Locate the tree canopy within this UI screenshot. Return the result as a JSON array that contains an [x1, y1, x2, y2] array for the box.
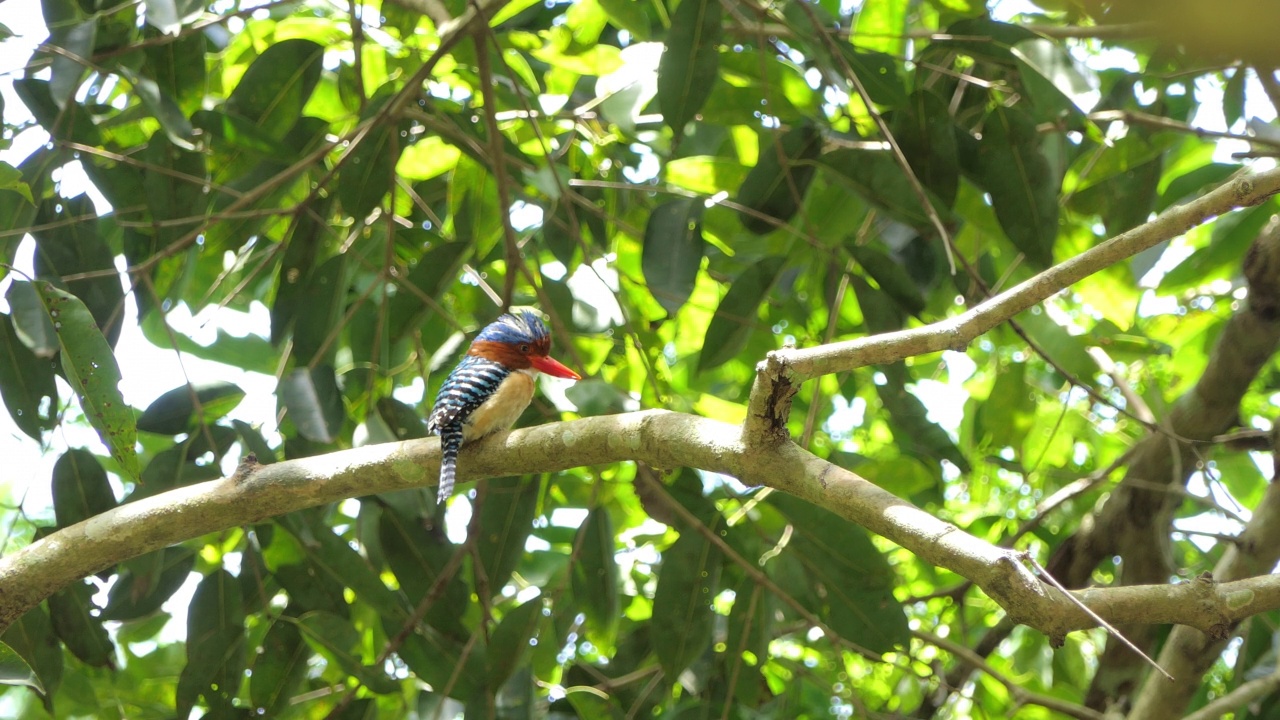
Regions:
[[2, 0, 1280, 718]]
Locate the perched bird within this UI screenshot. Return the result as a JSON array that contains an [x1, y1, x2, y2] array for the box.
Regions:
[[427, 311, 580, 503]]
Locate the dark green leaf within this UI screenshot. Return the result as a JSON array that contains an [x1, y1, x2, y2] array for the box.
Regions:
[[48, 579, 114, 666], [175, 569, 247, 717], [0, 312, 57, 440], [225, 38, 323, 140], [47, 19, 95, 107], [598, 0, 651, 38], [735, 124, 823, 234], [379, 508, 469, 634], [339, 84, 410, 220], [651, 531, 721, 676], [51, 449, 116, 528], [821, 149, 952, 232], [376, 397, 428, 440], [1013, 306, 1096, 381], [280, 512, 409, 622], [642, 199, 705, 315], [1161, 201, 1279, 292], [1, 604, 63, 705], [892, 90, 960, 206], [292, 254, 349, 365], [136, 381, 246, 434], [771, 494, 908, 654], [32, 195, 125, 346], [974, 361, 1036, 453], [279, 365, 345, 444], [297, 611, 400, 694], [840, 48, 907, 107], [5, 281, 58, 358], [570, 507, 619, 645], [0, 640, 42, 692], [974, 105, 1059, 268], [34, 283, 139, 479], [699, 257, 784, 372], [486, 597, 542, 687], [475, 476, 542, 595], [1158, 163, 1238, 212], [100, 547, 196, 621], [232, 419, 277, 463], [142, 130, 206, 253], [657, 0, 721, 141], [271, 202, 328, 345], [388, 239, 469, 341], [250, 614, 312, 716], [848, 243, 926, 316]]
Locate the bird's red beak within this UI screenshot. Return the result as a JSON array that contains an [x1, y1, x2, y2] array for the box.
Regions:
[[530, 355, 581, 380]]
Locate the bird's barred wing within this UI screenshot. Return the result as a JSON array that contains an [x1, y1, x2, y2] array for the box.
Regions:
[[427, 356, 510, 433]]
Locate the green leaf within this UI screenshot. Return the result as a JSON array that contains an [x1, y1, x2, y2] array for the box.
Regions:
[[1161, 201, 1277, 292], [0, 160, 33, 204], [0, 640, 42, 692], [1, 604, 63, 705], [974, 105, 1059, 268], [1014, 306, 1096, 381], [100, 547, 196, 621], [0, 312, 57, 440], [892, 90, 960, 206], [34, 282, 139, 480], [642, 198, 705, 315], [699, 257, 784, 373], [379, 508, 469, 634], [486, 597, 543, 687], [291, 254, 349, 365], [839, 48, 907, 107], [250, 614, 312, 716], [297, 611, 399, 694], [339, 84, 411, 220], [375, 397, 428, 441], [5, 281, 58, 358], [652, 531, 721, 676], [279, 365, 345, 444], [475, 476, 541, 595], [974, 361, 1037, 454], [51, 449, 117, 528], [387, 239, 469, 342], [175, 570, 247, 717], [598, 0, 651, 38], [46, 19, 95, 107], [848, 243, 926, 317], [31, 195, 125, 346], [735, 124, 823, 234], [271, 202, 328, 345], [771, 494, 909, 654], [280, 512, 409, 622], [657, 0, 722, 141], [48, 579, 114, 667], [225, 38, 324, 140], [821, 149, 951, 232], [136, 381, 246, 435], [233, 419, 278, 463], [142, 130, 206, 253], [570, 507, 619, 645]]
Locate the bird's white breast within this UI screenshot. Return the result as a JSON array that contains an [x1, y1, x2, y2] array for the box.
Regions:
[[461, 368, 536, 440]]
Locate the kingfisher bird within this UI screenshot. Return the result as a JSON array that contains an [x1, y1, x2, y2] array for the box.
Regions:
[[427, 311, 581, 503]]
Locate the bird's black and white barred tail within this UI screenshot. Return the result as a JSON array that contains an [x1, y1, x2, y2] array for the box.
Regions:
[[437, 424, 465, 503]]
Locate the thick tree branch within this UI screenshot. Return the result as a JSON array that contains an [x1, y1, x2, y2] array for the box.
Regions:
[[745, 167, 1280, 444], [8, 412, 1280, 644]]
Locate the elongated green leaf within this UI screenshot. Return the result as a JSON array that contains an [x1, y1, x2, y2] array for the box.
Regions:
[[771, 494, 908, 653], [379, 508, 469, 634], [0, 640, 41, 692], [475, 476, 542, 596], [375, 397, 428, 441], [570, 507, 619, 645], [136, 381, 245, 435], [339, 84, 410, 220], [142, 130, 207, 253], [32, 195, 125, 347], [48, 580, 114, 667], [486, 597, 542, 687], [225, 39, 323, 140], [297, 611, 399, 694], [736, 124, 823, 234], [292, 253, 349, 365], [35, 283, 139, 480], [848, 243, 926, 317], [1162, 201, 1277, 292], [251, 614, 312, 716], [281, 512, 409, 622], [175, 570, 247, 717], [0, 312, 56, 440], [643, 199, 705, 316], [271, 201, 328, 345], [47, 19, 95, 107], [51, 449, 116, 528], [652, 531, 721, 676], [1, 604, 62, 705], [100, 547, 196, 621], [279, 365, 344, 444], [699, 257, 784, 373], [892, 90, 960, 206], [387, 238, 469, 341], [657, 0, 721, 141], [840, 47, 907, 107], [5, 281, 58, 358], [974, 105, 1060, 267]]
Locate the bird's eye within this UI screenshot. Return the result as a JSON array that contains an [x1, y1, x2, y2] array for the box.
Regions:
[[519, 343, 530, 353]]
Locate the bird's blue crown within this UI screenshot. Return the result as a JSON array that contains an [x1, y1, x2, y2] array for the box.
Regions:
[[475, 311, 550, 345]]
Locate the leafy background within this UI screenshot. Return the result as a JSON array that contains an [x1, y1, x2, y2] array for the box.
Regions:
[[0, 0, 1279, 717]]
